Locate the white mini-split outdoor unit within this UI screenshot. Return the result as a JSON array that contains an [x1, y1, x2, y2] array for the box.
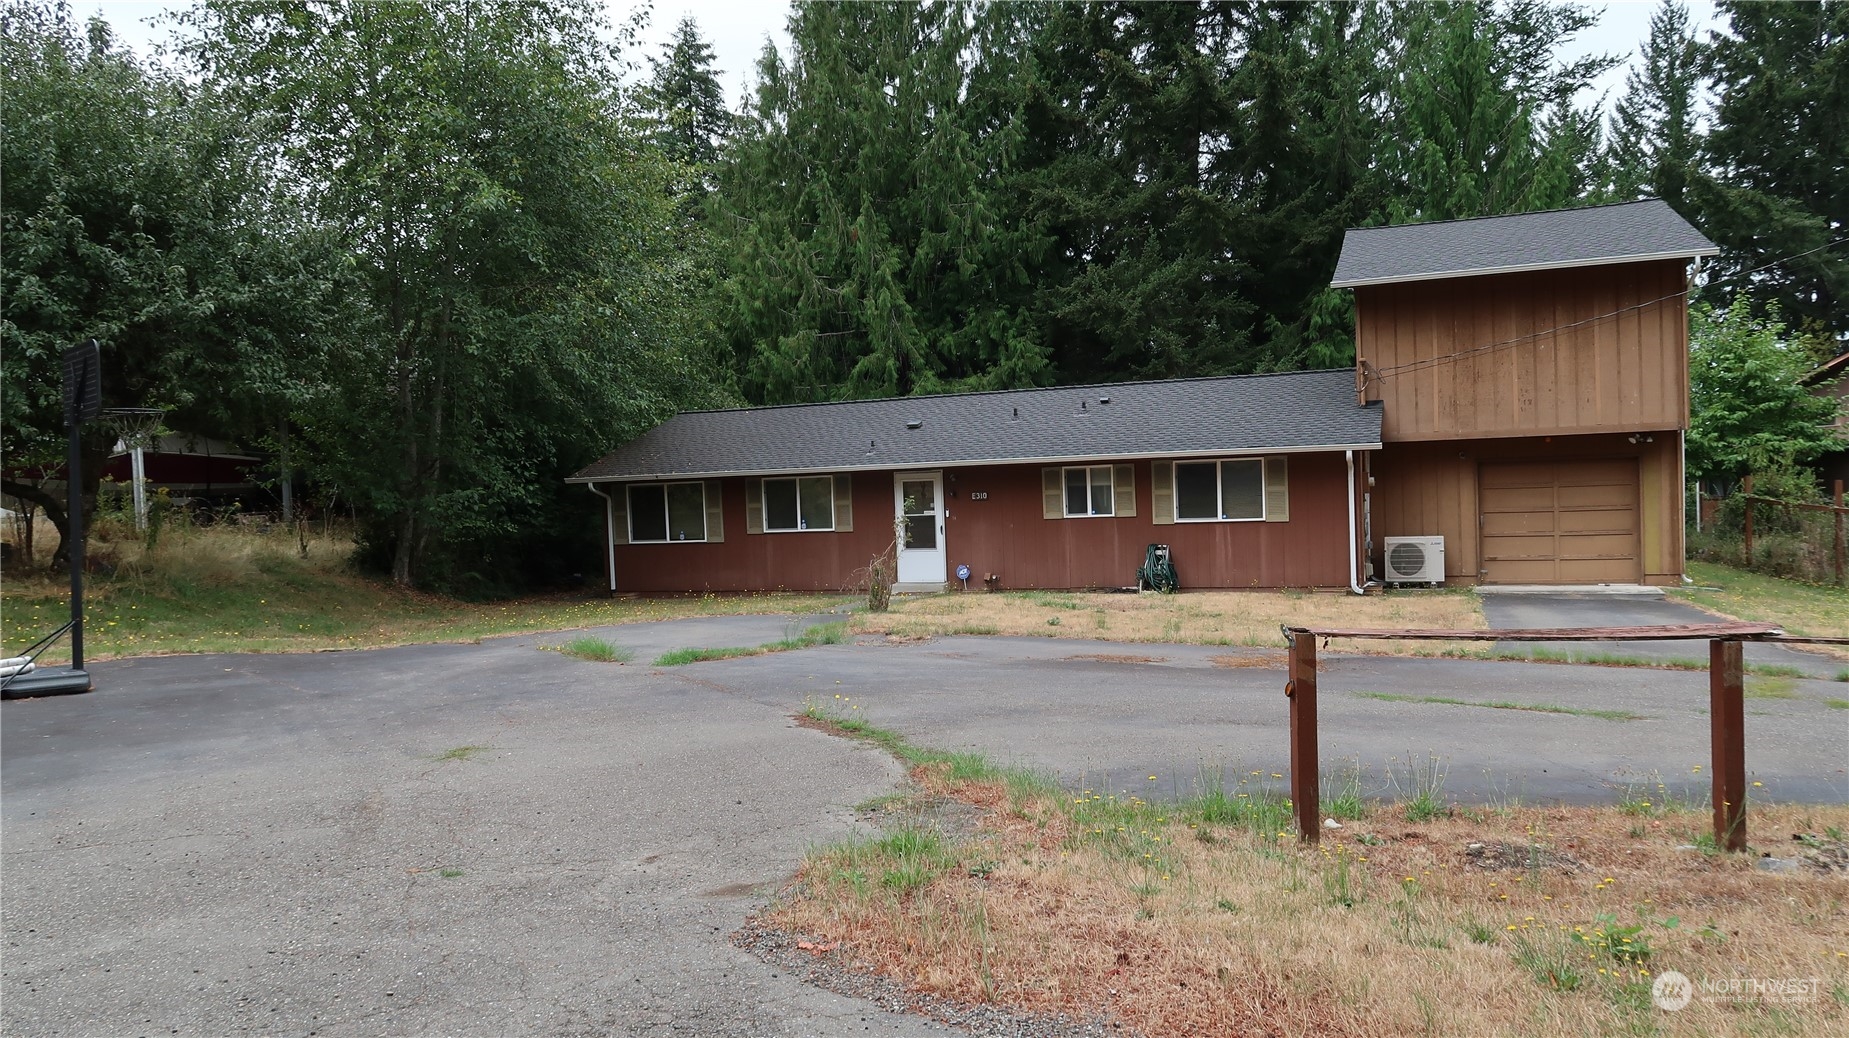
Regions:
[[1383, 536, 1445, 586]]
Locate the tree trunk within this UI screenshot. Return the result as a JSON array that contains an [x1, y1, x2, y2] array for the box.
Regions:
[[1, 479, 67, 569]]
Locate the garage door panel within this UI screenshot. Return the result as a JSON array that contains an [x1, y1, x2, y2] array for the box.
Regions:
[[1480, 459, 1638, 584], [1483, 538, 1560, 562], [1558, 508, 1635, 534], [1484, 558, 1562, 582], [1481, 486, 1556, 512], [1483, 511, 1558, 536], [1559, 460, 1638, 485], [1557, 558, 1636, 582], [1558, 532, 1637, 557], [1558, 483, 1635, 509]]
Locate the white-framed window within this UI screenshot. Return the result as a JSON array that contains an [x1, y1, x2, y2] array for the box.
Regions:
[[627, 481, 707, 542], [1174, 459, 1265, 521], [1063, 465, 1115, 517], [762, 476, 835, 532]]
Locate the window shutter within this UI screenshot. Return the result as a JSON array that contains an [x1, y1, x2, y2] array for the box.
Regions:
[[1041, 467, 1063, 519], [833, 474, 853, 531], [1263, 456, 1290, 522], [609, 485, 629, 545], [1112, 463, 1136, 518], [745, 480, 763, 535], [704, 480, 724, 542], [1151, 462, 1174, 525]]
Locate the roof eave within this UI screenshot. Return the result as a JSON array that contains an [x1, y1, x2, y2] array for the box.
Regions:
[[567, 440, 1386, 484], [1330, 247, 1720, 290]]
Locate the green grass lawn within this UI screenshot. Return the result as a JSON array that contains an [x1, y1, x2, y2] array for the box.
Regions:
[[1675, 560, 1849, 649], [1, 527, 850, 663]]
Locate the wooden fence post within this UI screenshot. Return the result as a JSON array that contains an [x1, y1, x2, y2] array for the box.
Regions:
[[1833, 480, 1844, 586], [1288, 632, 1320, 845], [1710, 639, 1747, 852], [1742, 475, 1754, 564]]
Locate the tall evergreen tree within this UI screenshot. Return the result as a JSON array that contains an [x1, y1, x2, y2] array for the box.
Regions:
[[1387, 1, 1617, 221], [640, 15, 732, 208], [718, 1, 1048, 403], [1697, 0, 1848, 337], [1603, 0, 1703, 210], [1011, 1, 1256, 383]]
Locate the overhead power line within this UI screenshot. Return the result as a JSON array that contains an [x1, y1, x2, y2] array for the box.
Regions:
[[1367, 236, 1849, 382]]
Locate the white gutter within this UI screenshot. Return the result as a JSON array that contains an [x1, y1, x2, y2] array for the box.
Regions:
[[1345, 450, 1365, 595], [1329, 248, 1720, 290], [586, 483, 616, 592], [566, 441, 1386, 484]]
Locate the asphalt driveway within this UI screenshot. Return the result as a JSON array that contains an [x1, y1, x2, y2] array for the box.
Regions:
[[4, 612, 1846, 1037], [1481, 589, 1846, 677]]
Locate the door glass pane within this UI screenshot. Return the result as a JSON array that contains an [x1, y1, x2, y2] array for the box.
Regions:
[[1090, 466, 1114, 516], [1065, 468, 1088, 516], [901, 479, 934, 515], [798, 476, 834, 530], [904, 515, 937, 550], [763, 478, 798, 531], [1174, 462, 1218, 520], [629, 484, 667, 542], [1221, 460, 1264, 519], [666, 483, 706, 540]]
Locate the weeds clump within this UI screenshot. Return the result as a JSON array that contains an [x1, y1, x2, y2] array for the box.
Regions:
[[554, 636, 633, 663], [653, 622, 848, 666]]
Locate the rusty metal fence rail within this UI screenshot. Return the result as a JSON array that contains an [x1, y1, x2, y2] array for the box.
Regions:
[[1281, 622, 1848, 853]]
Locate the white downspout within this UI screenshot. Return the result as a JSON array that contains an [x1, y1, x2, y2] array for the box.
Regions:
[[1346, 450, 1365, 595], [587, 483, 616, 593]]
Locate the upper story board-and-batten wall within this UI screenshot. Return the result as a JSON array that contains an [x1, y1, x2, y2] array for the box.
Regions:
[[1354, 258, 1689, 442], [1333, 200, 1718, 445]]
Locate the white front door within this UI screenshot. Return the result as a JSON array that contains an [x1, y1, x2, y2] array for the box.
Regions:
[[894, 472, 946, 585]]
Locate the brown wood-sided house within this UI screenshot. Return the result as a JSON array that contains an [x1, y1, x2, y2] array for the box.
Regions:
[[571, 199, 1716, 592]]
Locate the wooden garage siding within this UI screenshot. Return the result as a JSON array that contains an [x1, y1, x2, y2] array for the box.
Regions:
[[1370, 433, 1683, 585], [1354, 259, 1690, 442], [606, 454, 1361, 593]]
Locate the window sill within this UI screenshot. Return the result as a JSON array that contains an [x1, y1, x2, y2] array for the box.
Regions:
[[1173, 516, 1266, 524]]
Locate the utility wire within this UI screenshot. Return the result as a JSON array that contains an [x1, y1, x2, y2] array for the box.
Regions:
[[1368, 235, 1849, 382]]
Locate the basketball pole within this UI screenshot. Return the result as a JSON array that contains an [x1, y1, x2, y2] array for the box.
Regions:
[[131, 443, 148, 532], [66, 376, 85, 673]]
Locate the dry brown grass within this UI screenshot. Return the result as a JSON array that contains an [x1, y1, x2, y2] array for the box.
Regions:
[[852, 588, 1487, 657], [766, 744, 1849, 1037]]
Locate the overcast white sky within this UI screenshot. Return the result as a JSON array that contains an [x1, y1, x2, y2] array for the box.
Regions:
[[85, 0, 1722, 111]]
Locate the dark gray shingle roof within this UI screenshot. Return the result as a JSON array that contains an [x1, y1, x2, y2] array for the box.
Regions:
[[570, 369, 1381, 481], [1330, 199, 1717, 289]]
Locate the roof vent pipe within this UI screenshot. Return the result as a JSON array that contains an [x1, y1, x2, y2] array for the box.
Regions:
[[1011, 407, 1018, 419]]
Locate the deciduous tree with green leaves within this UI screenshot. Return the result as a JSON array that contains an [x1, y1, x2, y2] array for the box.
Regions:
[[1, 1, 340, 564], [183, 0, 719, 589], [1686, 299, 1844, 487]]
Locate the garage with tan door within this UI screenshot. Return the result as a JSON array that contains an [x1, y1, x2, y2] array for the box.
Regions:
[[1478, 459, 1640, 584]]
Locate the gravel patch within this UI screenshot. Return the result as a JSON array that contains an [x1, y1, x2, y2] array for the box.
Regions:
[[733, 921, 1134, 1038]]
